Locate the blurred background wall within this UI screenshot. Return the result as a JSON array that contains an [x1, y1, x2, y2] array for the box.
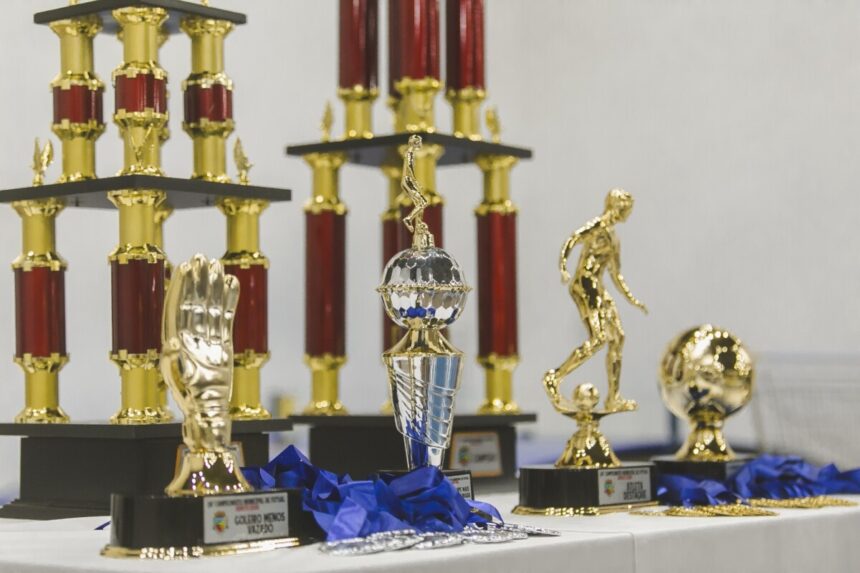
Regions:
[[1, 0, 859, 494]]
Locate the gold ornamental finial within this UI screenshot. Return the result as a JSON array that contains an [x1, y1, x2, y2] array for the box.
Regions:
[[401, 135, 434, 249], [31, 138, 54, 187], [486, 106, 501, 143], [233, 138, 252, 185], [321, 101, 334, 142], [130, 126, 154, 172]]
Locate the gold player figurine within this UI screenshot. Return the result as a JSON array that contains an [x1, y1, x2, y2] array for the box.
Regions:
[[234, 138, 252, 185], [485, 106, 501, 143], [401, 135, 432, 249], [320, 101, 334, 142], [543, 188, 647, 468], [31, 138, 54, 186]]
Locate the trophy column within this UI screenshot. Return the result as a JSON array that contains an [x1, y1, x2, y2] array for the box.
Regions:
[[445, 0, 484, 139], [303, 152, 348, 415], [392, 0, 441, 133], [475, 154, 520, 414], [109, 6, 169, 424], [50, 15, 104, 181], [181, 15, 233, 181], [339, 0, 378, 139], [12, 193, 69, 424], [219, 197, 271, 419]]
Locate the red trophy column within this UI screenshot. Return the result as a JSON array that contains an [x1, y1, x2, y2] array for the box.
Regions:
[[339, 0, 378, 138], [475, 154, 520, 414], [12, 192, 69, 423], [109, 6, 169, 424], [303, 152, 348, 415], [390, 0, 440, 132], [446, 0, 485, 139]]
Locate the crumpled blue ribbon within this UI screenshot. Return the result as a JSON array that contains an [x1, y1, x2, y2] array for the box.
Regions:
[[657, 454, 860, 507], [242, 446, 502, 541]]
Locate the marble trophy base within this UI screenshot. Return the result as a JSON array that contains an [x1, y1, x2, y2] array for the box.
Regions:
[[515, 463, 657, 516], [290, 414, 536, 492], [377, 469, 474, 500], [651, 454, 755, 481], [0, 420, 292, 520], [103, 488, 322, 559]]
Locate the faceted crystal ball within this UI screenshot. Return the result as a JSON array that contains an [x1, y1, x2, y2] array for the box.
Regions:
[[378, 246, 470, 329], [659, 324, 754, 423]]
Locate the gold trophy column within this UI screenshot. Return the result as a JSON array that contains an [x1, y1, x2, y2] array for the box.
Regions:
[[12, 142, 69, 423], [220, 143, 271, 420], [181, 16, 234, 181], [50, 14, 105, 181], [109, 6, 169, 424], [475, 153, 520, 414], [302, 151, 348, 415]]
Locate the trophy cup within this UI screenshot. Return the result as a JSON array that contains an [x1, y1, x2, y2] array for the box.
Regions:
[[376, 135, 474, 498], [652, 324, 755, 480], [103, 255, 317, 558], [515, 189, 656, 515]]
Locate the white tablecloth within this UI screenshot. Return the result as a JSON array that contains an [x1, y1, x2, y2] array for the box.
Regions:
[[0, 493, 858, 573]]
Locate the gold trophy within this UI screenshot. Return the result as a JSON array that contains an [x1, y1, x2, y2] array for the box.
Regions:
[[103, 255, 310, 558], [652, 324, 755, 480], [515, 189, 655, 515]]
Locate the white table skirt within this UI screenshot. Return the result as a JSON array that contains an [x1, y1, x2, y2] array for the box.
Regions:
[[0, 493, 858, 573]]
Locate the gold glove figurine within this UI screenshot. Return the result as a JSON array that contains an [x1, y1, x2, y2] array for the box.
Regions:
[[544, 188, 647, 468], [161, 254, 251, 497]]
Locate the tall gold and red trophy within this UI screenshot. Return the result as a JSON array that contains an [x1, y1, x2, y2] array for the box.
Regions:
[[0, 1, 292, 520], [288, 0, 534, 487]]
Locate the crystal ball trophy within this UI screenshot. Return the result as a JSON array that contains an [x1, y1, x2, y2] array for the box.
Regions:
[[376, 135, 474, 498], [103, 256, 319, 559], [652, 324, 755, 480], [515, 189, 656, 515]]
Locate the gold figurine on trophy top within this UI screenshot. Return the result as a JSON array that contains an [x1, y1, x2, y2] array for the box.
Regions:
[[321, 101, 334, 142], [401, 134, 433, 249], [31, 138, 54, 187], [485, 106, 501, 144], [161, 254, 250, 497], [543, 188, 647, 468], [234, 138, 252, 185]]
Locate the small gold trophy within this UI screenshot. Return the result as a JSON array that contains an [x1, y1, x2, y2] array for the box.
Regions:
[[103, 255, 309, 559], [515, 189, 655, 515], [653, 324, 755, 480]]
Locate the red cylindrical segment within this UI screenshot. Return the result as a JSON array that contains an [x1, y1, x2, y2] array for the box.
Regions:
[[445, 0, 485, 90], [14, 268, 66, 358], [387, 0, 401, 97], [115, 74, 167, 114], [394, 0, 440, 83], [224, 264, 268, 354], [382, 216, 406, 350], [305, 211, 346, 357], [339, 0, 379, 89], [183, 83, 233, 124], [111, 259, 164, 354], [398, 202, 443, 249], [476, 212, 518, 357], [53, 85, 104, 124]]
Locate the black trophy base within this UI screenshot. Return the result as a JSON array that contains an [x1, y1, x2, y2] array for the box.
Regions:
[[651, 454, 755, 481], [516, 463, 657, 516], [0, 419, 292, 520], [290, 414, 536, 492], [103, 488, 322, 559], [378, 469, 474, 500]]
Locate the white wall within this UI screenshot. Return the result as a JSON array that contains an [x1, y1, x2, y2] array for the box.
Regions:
[[1, 0, 859, 493]]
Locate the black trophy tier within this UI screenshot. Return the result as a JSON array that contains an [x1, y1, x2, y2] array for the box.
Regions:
[[652, 454, 756, 481]]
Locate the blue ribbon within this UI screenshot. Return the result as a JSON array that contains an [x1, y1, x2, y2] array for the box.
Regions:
[[243, 446, 501, 541], [657, 455, 860, 507]]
